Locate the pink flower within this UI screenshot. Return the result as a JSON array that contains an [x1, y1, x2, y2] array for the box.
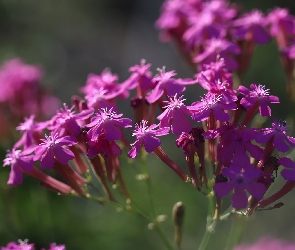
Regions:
[[127, 120, 170, 158], [255, 120, 295, 152], [3, 148, 34, 187], [193, 38, 241, 71], [189, 93, 236, 122], [214, 163, 266, 209], [238, 84, 279, 116], [197, 73, 237, 103], [234, 237, 295, 250], [34, 133, 77, 169], [86, 108, 132, 141], [1, 239, 35, 250], [232, 10, 271, 44], [217, 125, 263, 167], [146, 67, 196, 104], [49, 104, 94, 136], [157, 94, 192, 135]]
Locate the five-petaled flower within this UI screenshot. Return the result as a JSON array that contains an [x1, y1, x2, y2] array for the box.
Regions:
[[127, 120, 170, 158], [34, 133, 77, 169], [214, 163, 266, 209]]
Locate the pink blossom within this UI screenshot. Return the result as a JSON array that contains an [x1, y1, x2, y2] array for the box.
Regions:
[[3, 148, 34, 187], [255, 120, 295, 152], [34, 133, 77, 169], [146, 67, 196, 104], [232, 10, 271, 44], [278, 157, 295, 181], [234, 237, 295, 250], [86, 108, 132, 141], [127, 120, 170, 158], [157, 94, 192, 135], [238, 84, 279, 116], [193, 38, 241, 71], [189, 93, 236, 122]]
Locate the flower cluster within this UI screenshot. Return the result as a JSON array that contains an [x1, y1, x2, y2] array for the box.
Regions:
[[1, 239, 65, 250], [0, 58, 60, 141], [2, 0, 295, 249]]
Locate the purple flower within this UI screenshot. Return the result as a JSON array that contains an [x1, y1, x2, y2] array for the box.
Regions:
[[157, 94, 192, 135], [266, 8, 295, 37], [217, 125, 264, 167], [3, 148, 34, 187], [123, 59, 153, 91], [232, 10, 271, 44], [1, 239, 35, 250], [84, 86, 119, 111], [49, 104, 94, 136], [127, 120, 170, 158], [183, 11, 226, 48], [193, 38, 241, 71], [214, 163, 266, 209], [146, 67, 196, 104], [189, 93, 236, 122], [14, 115, 49, 149], [48, 243, 66, 250], [86, 108, 132, 141], [278, 157, 295, 181], [195, 57, 233, 88], [255, 120, 295, 152], [238, 84, 280, 116], [34, 133, 77, 169], [197, 73, 237, 103], [86, 132, 122, 159], [234, 237, 295, 250]]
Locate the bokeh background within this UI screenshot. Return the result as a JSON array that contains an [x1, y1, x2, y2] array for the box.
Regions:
[[1, 0, 295, 249]]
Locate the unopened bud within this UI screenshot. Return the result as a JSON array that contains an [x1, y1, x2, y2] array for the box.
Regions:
[[172, 201, 185, 247]]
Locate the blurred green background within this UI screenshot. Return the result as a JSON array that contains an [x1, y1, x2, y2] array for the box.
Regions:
[[1, 0, 295, 249]]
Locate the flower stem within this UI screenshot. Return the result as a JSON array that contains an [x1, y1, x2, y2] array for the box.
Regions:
[[142, 160, 174, 250], [224, 215, 245, 250]]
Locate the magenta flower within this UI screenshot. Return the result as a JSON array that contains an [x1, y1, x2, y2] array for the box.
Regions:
[[81, 68, 128, 99], [238, 84, 280, 116], [217, 125, 264, 167], [127, 120, 170, 158], [195, 57, 233, 88], [87, 132, 122, 159], [86, 108, 132, 141], [14, 115, 49, 149], [234, 237, 295, 250], [48, 243, 66, 250], [183, 11, 226, 48], [189, 93, 236, 122], [3, 148, 34, 187], [197, 73, 237, 103], [193, 38, 241, 71], [278, 157, 295, 181], [255, 120, 295, 152], [123, 59, 153, 91], [157, 94, 192, 135], [214, 163, 266, 209], [49, 104, 94, 136], [266, 8, 295, 37], [232, 10, 271, 44], [84, 86, 119, 111], [34, 133, 77, 169], [146, 67, 196, 104], [1, 239, 35, 250]]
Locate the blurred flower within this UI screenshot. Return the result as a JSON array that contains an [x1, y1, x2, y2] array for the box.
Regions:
[[234, 237, 295, 250]]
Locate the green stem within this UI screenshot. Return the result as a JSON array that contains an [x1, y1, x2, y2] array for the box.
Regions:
[[224, 215, 245, 250], [142, 161, 174, 250]]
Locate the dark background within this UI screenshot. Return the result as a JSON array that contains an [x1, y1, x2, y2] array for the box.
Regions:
[[0, 0, 295, 249]]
